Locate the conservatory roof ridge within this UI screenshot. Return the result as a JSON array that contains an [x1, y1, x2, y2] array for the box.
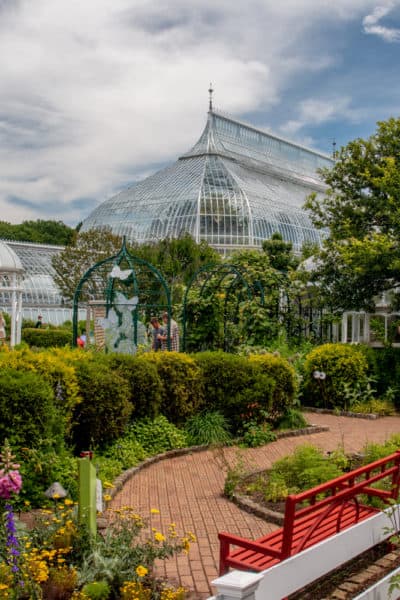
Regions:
[[180, 110, 334, 176], [210, 110, 333, 161]]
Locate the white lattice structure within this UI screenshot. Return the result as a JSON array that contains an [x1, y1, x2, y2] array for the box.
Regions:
[[0, 241, 24, 346], [82, 110, 333, 255]]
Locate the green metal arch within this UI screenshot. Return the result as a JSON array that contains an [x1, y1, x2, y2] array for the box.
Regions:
[[182, 262, 254, 351], [72, 238, 171, 350]]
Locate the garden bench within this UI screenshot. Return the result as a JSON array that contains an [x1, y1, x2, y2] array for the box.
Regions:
[[219, 450, 400, 575]]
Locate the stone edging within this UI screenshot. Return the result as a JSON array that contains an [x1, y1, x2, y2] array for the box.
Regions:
[[304, 406, 380, 420], [231, 425, 329, 524], [108, 424, 329, 501]]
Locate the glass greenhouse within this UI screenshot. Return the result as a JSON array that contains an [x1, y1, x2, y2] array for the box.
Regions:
[[0, 240, 84, 325], [82, 110, 333, 254]]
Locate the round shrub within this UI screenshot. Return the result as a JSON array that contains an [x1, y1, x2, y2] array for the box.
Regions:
[[104, 354, 163, 419], [193, 352, 275, 433], [0, 367, 58, 448], [0, 347, 81, 438], [130, 415, 188, 454], [72, 359, 132, 452], [248, 353, 298, 421], [302, 343, 369, 409], [142, 352, 204, 424]]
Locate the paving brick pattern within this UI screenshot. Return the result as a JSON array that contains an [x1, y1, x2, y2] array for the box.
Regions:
[[111, 413, 400, 598]]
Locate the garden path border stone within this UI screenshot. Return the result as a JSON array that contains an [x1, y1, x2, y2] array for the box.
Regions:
[[108, 425, 329, 501]]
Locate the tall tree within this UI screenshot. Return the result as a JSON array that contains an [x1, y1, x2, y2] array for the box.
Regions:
[[305, 117, 400, 311]]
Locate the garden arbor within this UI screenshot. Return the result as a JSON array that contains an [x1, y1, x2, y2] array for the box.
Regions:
[[72, 238, 171, 352], [182, 263, 257, 352]]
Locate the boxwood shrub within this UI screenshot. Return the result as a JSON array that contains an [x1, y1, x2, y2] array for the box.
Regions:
[[72, 358, 132, 452], [302, 343, 369, 409], [104, 354, 163, 419], [142, 352, 204, 424], [21, 327, 72, 348], [193, 351, 275, 432], [0, 347, 81, 438], [0, 367, 60, 448], [249, 353, 298, 421]]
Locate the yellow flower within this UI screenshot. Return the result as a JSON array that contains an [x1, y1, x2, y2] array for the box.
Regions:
[[103, 481, 115, 489], [135, 565, 148, 578], [154, 532, 166, 542], [64, 498, 74, 505], [103, 494, 112, 502], [150, 508, 160, 514]]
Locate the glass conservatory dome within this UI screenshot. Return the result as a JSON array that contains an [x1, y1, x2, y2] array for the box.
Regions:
[[82, 110, 333, 255]]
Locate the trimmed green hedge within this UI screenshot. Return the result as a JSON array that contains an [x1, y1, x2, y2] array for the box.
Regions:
[[22, 328, 72, 348], [0, 367, 59, 448], [72, 358, 132, 451], [193, 351, 275, 431], [302, 343, 369, 409], [104, 354, 163, 419], [142, 352, 205, 424]]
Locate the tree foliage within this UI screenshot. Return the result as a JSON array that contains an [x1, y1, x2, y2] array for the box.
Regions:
[[0, 219, 75, 245], [305, 117, 400, 310], [52, 228, 123, 301], [262, 232, 299, 272]]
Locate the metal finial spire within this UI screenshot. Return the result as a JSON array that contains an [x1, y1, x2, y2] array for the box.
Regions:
[[332, 138, 337, 159], [208, 83, 214, 112]]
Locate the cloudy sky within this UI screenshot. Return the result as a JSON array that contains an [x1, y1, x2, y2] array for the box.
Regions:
[[1, 0, 399, 226]]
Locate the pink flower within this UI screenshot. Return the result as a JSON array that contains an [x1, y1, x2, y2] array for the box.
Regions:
[[0, 470, 22, 499]]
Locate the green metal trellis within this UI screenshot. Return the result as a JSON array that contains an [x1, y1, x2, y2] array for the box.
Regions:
[[72, 238, 172, 353]]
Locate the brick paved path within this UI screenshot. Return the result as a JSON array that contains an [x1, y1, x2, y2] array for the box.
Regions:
[[110, 413, 400, 598]]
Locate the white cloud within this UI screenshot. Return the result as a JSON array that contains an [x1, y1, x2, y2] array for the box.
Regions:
[[363, 1, 400, 42], [279, 97, 364, 140], [0, 0, 386, 224]]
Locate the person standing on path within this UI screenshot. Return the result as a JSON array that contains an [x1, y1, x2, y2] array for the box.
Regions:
[[150, 317, 164, 351], [160, 312, 180, 351]]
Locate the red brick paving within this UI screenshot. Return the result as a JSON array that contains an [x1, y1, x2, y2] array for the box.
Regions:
[[110, 413, 400, 598]]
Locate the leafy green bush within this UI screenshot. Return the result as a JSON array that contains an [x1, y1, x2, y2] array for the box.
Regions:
[[22, 327, 72, 348], [105, 354, 163, 419], [15, 447, 78, 509], [0, 347, 82, 439], [0, 367, 60, 449], [362, 434, 400, 463], [368, 347, 400, 407], [276, 408, 308, 430], [351, 398, 395, 415], [249, 353, 298, 421], [240, 421, 276, 448], [184, 411, 232, 446], [97, 430, 148, 479], [302, 343, 369, 409], [270, 444, 344, 495], [72, 359, 132, 452], [129, 415, 188, 455], [143, 353, 204, 424], [193, 352, 275, 433]]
